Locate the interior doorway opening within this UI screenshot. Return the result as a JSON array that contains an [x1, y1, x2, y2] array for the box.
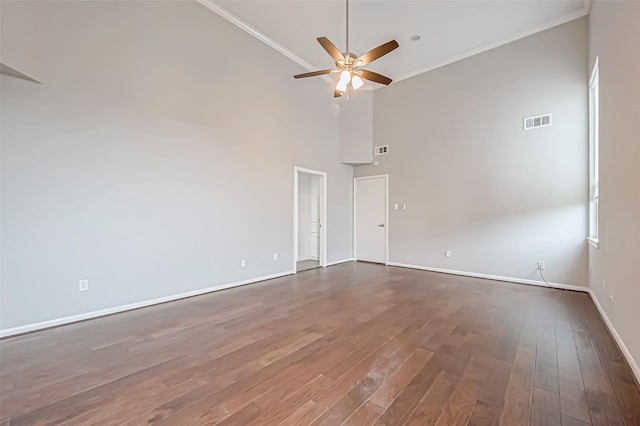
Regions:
[[294, 167, 327, 272]]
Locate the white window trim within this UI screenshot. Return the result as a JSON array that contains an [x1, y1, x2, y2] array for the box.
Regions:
[[588, 57, 599, 246]]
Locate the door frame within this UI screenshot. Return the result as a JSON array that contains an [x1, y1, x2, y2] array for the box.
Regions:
[[294, 167, 327, 271], [353, 174, 389, 264]]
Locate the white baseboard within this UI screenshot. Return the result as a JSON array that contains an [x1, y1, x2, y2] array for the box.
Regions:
[[588, 290, 640, 385], [386, 262, 589, 293], [0, 270, 294, 339], [3, 260, 637, 387], [325, 258, 354, 267]]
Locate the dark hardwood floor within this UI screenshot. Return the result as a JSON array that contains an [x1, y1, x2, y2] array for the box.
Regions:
[[1, 262, 639, 425]]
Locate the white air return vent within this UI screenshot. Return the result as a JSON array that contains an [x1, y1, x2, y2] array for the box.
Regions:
[[524, 113, 552, 130], [374, 145, 389, 156]]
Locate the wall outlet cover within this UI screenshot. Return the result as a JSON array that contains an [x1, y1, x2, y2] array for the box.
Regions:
[[79, 279, 89, 292]]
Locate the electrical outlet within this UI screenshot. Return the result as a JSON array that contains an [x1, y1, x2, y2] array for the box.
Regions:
[[79, 279, 89, 292], [538, 261, 546, 271], [445, 250, 452, 258], [273, 253, 278, 261], [241, 259, 246, 267]]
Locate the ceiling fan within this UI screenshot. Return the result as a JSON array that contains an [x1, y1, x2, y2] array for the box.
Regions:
[[293, 0, 399, 98]]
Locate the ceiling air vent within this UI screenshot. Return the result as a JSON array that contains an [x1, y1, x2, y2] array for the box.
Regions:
[[374, 145, 389, 156], [524, 113, 552, 130]]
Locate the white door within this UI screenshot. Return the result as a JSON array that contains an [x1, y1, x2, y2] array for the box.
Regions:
[[310, 176, 320, 259], [355, 176, 387, 263], [297, 173, 312, 261]]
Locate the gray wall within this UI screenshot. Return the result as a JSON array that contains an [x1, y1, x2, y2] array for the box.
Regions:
[[340, 90, 374, 165], [588, 0, 640, 377], [0, 0, 353, 330], [356, 18, 589, 287]]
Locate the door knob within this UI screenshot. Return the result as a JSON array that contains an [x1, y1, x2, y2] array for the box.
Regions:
[[378, 224, 385, 227]]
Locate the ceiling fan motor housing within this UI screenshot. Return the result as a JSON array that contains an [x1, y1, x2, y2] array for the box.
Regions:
[[338, 53, 363, 69]]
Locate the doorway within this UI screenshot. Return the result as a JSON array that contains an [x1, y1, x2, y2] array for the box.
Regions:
[[354, 175, 388, 264], [294, 167, 327, 272]]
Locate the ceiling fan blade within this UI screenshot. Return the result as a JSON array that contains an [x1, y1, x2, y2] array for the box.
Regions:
[[317, 37, 345, 62], [360, 69, 393, 85], [334, 89, 343, 98], [294, 69, 336, 79], [357, 40, 399, 65]]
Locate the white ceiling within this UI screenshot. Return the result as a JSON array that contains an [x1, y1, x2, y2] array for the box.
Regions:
[[199, 0, 589, 89]]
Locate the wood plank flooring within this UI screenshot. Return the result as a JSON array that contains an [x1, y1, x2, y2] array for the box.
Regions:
[[1, 262, 639, 425]]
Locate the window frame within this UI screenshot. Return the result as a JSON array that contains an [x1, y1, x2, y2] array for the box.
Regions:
[[588, 57, 599, 248]]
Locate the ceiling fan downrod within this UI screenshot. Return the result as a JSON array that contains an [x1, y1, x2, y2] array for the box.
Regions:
[[346, 0, 349, 54]]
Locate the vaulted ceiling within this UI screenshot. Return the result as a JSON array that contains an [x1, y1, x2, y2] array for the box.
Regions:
[[199, 0, 589, 89]]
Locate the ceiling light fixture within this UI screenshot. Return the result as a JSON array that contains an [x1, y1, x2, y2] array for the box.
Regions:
[[336, 69, 351, 92], [351, 74, 364, 90]]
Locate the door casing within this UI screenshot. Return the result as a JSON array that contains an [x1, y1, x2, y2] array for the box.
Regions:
[[293, 167, 327, 271]]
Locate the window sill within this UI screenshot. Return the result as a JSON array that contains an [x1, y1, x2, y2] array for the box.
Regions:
[[588, 237, 599, 248]]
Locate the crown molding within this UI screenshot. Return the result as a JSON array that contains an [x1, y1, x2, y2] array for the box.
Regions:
[[195, 0, 336, 86], [392, 5, 590, 84], [196, 0, 591, 89], [0, 63, 40, 83]]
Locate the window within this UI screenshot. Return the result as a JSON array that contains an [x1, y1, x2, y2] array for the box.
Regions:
[[588, 58, 599, 246]]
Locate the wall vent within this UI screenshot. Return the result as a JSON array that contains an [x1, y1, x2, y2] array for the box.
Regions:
[[524, 113, 552, 130], [374, 145, 389, 156]]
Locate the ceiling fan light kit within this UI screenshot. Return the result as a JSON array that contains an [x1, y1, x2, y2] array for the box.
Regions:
[[293, 0, 398, 98]]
